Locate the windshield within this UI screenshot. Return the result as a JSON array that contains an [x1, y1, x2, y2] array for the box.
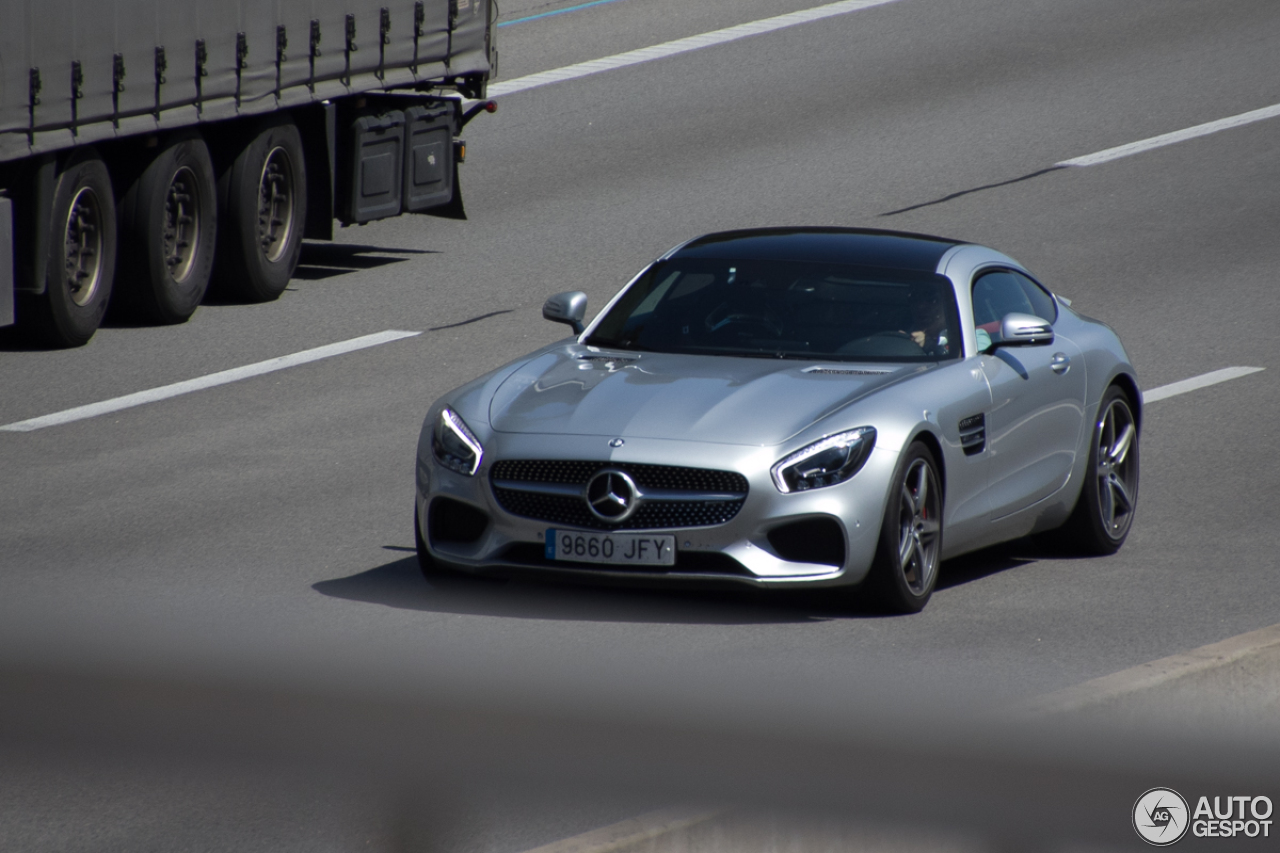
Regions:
[[586, 258, 961, 362]]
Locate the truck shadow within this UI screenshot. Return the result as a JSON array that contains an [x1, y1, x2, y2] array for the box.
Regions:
[[0, 325, 53, 352], [290, 242, 436, 281]]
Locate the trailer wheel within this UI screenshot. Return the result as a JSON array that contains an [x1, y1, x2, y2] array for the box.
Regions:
[[116, 136, 217, 324], [214, 119, 307, 302], [19, 152, 117, 347]]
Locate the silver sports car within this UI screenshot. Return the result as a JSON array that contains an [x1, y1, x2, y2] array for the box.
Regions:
[[414, 228, 1140, 612]]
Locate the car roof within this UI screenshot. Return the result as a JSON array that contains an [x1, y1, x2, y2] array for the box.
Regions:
[[668, 227, 965, 272]]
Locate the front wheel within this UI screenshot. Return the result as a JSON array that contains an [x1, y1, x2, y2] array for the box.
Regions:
[[1061, 385, 1139, 554], [865, 442, 943, 613]]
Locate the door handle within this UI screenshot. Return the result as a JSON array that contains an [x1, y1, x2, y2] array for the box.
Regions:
[[1051, 352, 1070, 374]]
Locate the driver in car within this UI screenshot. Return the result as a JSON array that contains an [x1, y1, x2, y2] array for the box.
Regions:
[[907, 286, 950, 356]]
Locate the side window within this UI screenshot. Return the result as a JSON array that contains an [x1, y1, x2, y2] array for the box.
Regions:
[[972, 271, 1034, 329], [1011, 272, 1058, 324]]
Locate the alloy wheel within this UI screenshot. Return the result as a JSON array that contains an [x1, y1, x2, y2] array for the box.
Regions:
[[1095, 397, 1137, 539], [897, 457, 941, 595]]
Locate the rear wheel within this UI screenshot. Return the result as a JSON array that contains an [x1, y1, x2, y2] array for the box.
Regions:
[[865, 442, 942, 614], [213, 119, 307, 302], [1060, 385, 1139, 554], [19, 151, 117, 347], [116, 136, 217, 323]]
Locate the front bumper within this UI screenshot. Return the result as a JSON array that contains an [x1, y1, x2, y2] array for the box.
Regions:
[[415, 431, 896, 590]]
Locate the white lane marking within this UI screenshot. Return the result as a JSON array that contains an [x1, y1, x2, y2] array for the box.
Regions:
[[1143, 366, 1264, 404], [1057, 103, 1280, 167], [487, 0, 903, 98], [1018, 622, 1280, 717], [0, 331, 422, 432]]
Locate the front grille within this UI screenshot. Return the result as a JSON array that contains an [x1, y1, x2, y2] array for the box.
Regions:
[[492, 490, 744, 530], [491, 460, 746, 493], [499, 543, 753, 576], [490, 460, 748, 530]]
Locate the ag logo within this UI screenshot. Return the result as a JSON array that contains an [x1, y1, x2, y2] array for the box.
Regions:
[[1134, 788, 1190, 846]]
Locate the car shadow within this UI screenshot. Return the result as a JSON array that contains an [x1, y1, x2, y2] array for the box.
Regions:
[[315, 536, 1080, 624], [937, 534, 1084, 590], [313, 549, 850, 625]]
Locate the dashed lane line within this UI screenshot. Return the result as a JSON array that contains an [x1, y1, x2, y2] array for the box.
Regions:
[[488, 0, 1280, 174], [486, 0, 903, 98], [0, 331, 421, 433], [2, 345, 1263, 434], [1057, 103, 1280, 168], [1142, 366, 1264, 404]]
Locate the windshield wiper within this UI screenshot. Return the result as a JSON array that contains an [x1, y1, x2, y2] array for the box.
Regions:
[[582, 337, 656, 352], [715, 349, 821, 360]]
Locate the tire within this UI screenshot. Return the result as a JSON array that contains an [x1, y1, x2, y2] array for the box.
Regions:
[[18, 151, 116, 347], [116, 136, 217, 324], [213, 118, 307, 302], [1060, 385, 1139, 554], [865, 441, 943, 614]]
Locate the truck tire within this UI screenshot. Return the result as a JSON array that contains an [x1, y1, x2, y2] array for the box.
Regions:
[[116, 136, 217, 324], [18, 151, 117, 347], [213, 119, 307, 302]]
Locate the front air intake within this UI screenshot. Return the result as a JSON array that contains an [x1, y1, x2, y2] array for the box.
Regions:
[[767, 518, 845, 567], [428, 497, 489, 545]]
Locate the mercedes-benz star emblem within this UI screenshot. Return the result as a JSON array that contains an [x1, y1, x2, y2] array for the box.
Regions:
[[585, 469, 639, 522], [609, 438, 625, 448]]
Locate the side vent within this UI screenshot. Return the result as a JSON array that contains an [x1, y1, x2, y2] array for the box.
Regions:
[[959, 413, 986, 456]]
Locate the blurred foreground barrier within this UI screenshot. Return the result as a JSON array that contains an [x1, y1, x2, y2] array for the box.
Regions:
[[3, 657, 1278, 853]]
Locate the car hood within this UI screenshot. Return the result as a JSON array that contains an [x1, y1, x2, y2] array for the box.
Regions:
[[488, 346, 913, 446]]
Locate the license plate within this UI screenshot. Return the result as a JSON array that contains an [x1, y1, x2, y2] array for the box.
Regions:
[[545, 529, 676, 566]]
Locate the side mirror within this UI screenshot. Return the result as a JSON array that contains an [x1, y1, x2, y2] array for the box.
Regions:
[[542, 291, 588, 335], [990, 312, 1054, 349]]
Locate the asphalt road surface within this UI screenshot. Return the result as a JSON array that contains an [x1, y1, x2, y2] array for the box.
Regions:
[[3, 0, 1279, 850]]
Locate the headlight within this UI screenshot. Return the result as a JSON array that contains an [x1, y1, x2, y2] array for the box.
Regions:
[[432, 408, 484, 476], [771, 427, 876, 493]]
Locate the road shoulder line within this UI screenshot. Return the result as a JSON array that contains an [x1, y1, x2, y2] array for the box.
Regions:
[[1019, 622, 1280, 716], [526, 624, 1280, 852], [520, 807, 726, 853]]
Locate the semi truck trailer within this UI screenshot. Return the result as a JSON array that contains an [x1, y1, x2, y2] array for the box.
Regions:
[[0, 0, 496, 346]]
